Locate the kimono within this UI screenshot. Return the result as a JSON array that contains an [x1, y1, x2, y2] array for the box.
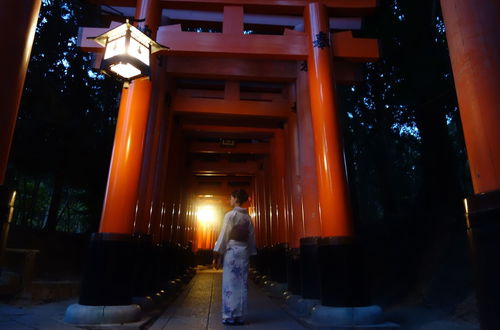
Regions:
[[213, 206, 257, 321]]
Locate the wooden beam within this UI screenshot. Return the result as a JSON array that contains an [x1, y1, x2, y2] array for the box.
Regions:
[[179, 114, 284, 128], [193, 175, 252, 182], [159, 0, 377, 16], [157, 28, 378, 61], [189, 141, 270, 154], [332, 31, 379, 62], [82, 28, 378, 63], [183, 124, 276, 133], [182, 124, 276, 139], [88, 0, 136, 6], [192, 185, 234, 196], [161, 9, 362, 30], [77, 21, 121, 52], [172, 95, 291, 118], [176, 88, 288, 102], [334, 61, 364, 85], [191, 159, 261, 174], [89, 0, 376, 16], [156, 28, 308, 59], [166, 57, 297, 81]]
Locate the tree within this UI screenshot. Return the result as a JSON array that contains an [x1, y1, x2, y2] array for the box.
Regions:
[[7, 0, 121, 232]]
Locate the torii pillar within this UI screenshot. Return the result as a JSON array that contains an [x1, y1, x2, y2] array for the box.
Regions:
[[0, 0, 41, 262], [65, 0, 162, 325], [440, 1, 500, 329], [301, 2, 372, 317]]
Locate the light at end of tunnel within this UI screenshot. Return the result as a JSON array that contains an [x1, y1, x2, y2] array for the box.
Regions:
[[197, 205, 217, 227], [198, 194, 214, 198]]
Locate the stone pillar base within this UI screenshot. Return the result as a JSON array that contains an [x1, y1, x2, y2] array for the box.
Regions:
[[267, 282, 288, 298], [64, 303, 141, 325], [285, 297, 320, 317], [132, 296, 155, 312], [303, 304, 399, 329]]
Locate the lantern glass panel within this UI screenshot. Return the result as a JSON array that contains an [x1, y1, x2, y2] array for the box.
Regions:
[[130, 28, 152, 48], [110, 63, 142, 79], [104, 36, 126, 60], [128, 37, 149, 65]]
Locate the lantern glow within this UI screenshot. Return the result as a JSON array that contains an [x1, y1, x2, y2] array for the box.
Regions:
[[110, 63, 142, 79], [89, 20, 168, 81]]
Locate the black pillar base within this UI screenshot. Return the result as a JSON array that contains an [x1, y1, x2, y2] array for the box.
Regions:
[[465, 189, 500, 330], [300, 237, 321, 300], [318, 236, 370, 307], [195, 249, 213, 266], [131, 234, 154, 297], [270, 242, 288, 283], [78, 233, 135, 306], [286, 248, 301, 295], [261, 246, 271, 276]]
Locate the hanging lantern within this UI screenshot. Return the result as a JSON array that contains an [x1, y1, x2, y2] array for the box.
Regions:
[[89, 20, 168, 81]]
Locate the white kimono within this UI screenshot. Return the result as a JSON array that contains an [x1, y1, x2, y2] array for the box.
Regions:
[[214, 206, 257, 321]]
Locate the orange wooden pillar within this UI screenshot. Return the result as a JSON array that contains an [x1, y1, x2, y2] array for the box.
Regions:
[[135, 67, 165, 235], [77, 66, 153, 309], [299, 3, 372, 308], [252, 175, 263, 248], [99, 0, 160, 234], [0, 0, 41, 183], [285, 111, 305, 248], [305, 3, 353, 237], [73, 0, 168, 312], [155, 107, 175, 244], [271, 131, 288, 244], [163, 125, 184, 243], [440, 1, 500, 194], [256, 170, 270, 247], [291, 60, 325, 299], [99, 79, 152, 234], [269, 131, 289, 283], [130, 0, 163, 236], [149, 80, 173, 244], [296, 64, 322, 238], [441, 2, 500, 329], [263, 157, 277, 245], [0, 0, 40, 270]]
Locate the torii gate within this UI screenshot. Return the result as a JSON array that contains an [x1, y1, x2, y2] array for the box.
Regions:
[[76, 0, 379, 243], [1, 0, 500, 328], [75, 0, 382, 323]]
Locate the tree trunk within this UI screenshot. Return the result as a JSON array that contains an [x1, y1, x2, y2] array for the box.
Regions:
[[404, 0, 464, 226], [43, 172, 64, 232], [27, 177, 41, 227], [19, 176, 28, 226], [415, 97, 462, 220]]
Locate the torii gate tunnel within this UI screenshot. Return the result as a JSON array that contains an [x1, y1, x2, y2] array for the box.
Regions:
[[1, 0, 500, 328]]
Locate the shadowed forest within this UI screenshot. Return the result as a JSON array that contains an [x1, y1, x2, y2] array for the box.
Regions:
[[5, 0, 475, 320]]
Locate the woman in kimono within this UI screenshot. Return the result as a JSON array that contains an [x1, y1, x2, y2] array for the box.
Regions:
[[213, 189, 257, 325]]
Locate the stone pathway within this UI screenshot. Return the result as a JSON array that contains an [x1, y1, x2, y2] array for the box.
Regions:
[[0, 298, 78, 329], [149, 269, 307, 330], [0, 269, 481, 330]]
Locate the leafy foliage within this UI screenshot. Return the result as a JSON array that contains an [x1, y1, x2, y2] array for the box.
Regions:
[[6, 0, 121, 232], [341, 0, 471, 230], [5, 0, 472, 238]]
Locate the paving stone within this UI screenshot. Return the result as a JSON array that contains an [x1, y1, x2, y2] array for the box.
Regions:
[[151, 269, 307, 330]]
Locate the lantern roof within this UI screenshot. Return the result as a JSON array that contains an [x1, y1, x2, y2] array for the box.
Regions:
[[89, 20, 168, 54]]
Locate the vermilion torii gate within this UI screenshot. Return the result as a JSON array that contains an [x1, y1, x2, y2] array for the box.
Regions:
[[75, 0, 382, 323], [1, 0, 500, 328], [76, 1, 380, 248]]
